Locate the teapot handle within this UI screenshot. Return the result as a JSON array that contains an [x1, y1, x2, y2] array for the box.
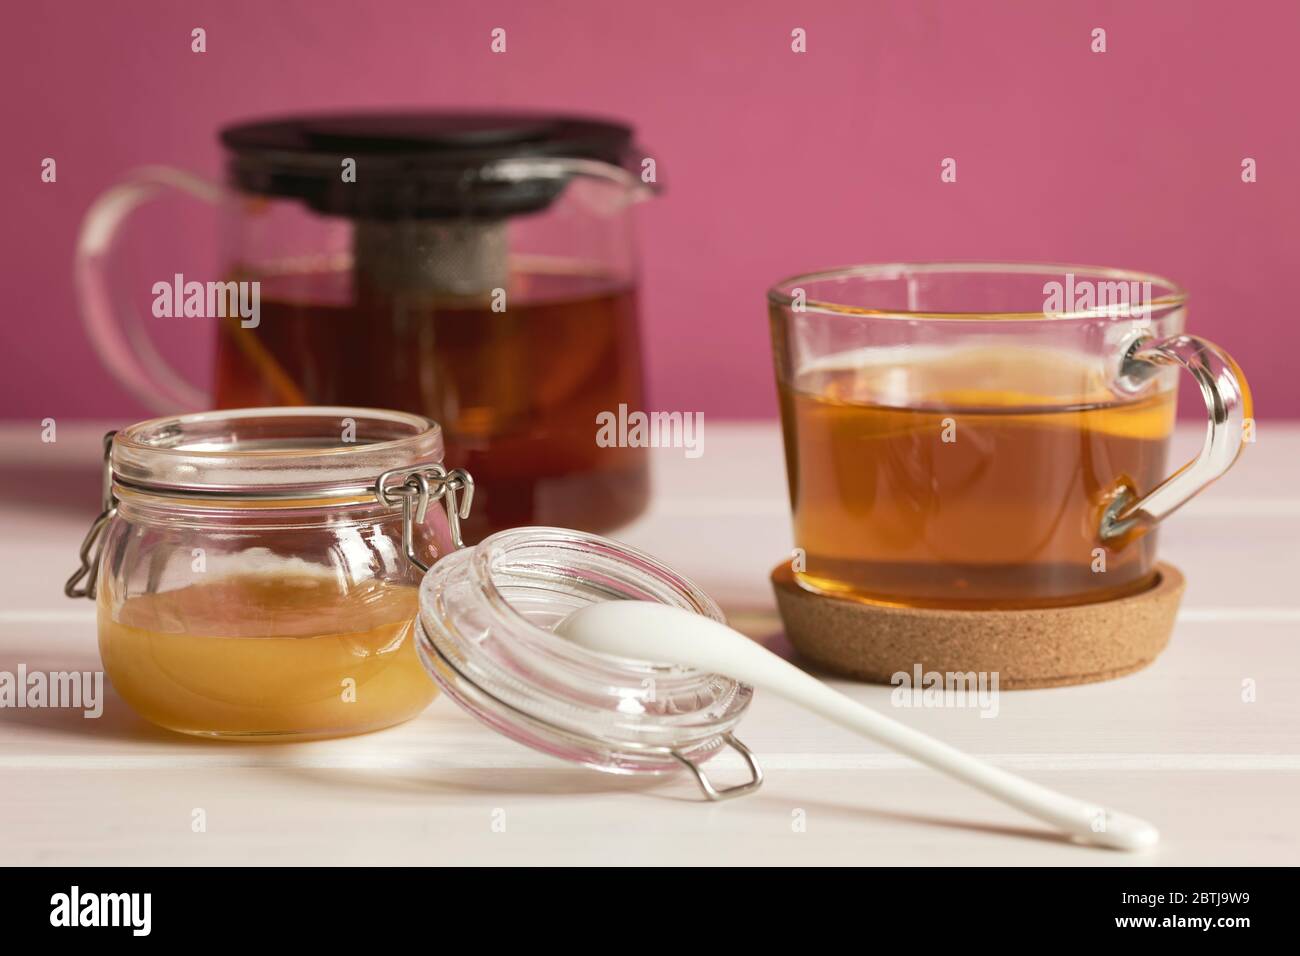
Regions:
[[75, 166, 222, 412]]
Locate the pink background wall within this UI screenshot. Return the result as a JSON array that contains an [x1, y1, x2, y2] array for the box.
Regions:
[[2, 0, 1296, 421]]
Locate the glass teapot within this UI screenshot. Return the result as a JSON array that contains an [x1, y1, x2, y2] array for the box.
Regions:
[[76, 111, 655, 542]]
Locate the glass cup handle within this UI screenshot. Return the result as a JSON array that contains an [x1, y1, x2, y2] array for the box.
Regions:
[[1101, 333, 1252, 540], [75, 166, 223, 412]]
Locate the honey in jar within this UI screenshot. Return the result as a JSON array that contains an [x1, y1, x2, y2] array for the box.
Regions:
[[99, 570, 433, 739]]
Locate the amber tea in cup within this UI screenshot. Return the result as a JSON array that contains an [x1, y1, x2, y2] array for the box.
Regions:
[[769, 264, 1250, 610]]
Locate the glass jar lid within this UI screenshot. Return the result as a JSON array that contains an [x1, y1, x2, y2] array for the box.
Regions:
[[416, 527, 762, 799]]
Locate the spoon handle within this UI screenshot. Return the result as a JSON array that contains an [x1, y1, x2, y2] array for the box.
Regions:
[[775, 667, 1158, 851], [559, 602, 1158, 851]]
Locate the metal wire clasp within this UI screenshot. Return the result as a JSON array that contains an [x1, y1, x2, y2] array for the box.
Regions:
[[671, 734, 765, 801], [374, 464, 475, 572], [65, 431, 118, 600]]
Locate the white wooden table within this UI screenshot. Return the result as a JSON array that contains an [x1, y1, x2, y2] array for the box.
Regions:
[[1, 422, 1296, 866]]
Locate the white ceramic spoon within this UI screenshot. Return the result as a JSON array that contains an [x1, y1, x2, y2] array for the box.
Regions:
[[556, 601, 1159, 852]]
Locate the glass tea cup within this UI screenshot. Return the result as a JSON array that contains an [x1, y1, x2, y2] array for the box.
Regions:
[[768, 263, 1251, 610]]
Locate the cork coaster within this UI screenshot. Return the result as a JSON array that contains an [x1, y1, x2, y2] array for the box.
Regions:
[[771, 562, 1185, 689]]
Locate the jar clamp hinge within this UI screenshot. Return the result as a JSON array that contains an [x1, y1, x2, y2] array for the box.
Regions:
[[374, 464, 475, 572], [65, 431, 118, 600]]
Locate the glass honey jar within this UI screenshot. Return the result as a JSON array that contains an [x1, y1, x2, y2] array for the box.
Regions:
[[65, 406, 473, 740], [65, 405, 759, 798]]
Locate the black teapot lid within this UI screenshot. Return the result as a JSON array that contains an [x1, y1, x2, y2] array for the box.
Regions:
[[220, 111, 636, 220]]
